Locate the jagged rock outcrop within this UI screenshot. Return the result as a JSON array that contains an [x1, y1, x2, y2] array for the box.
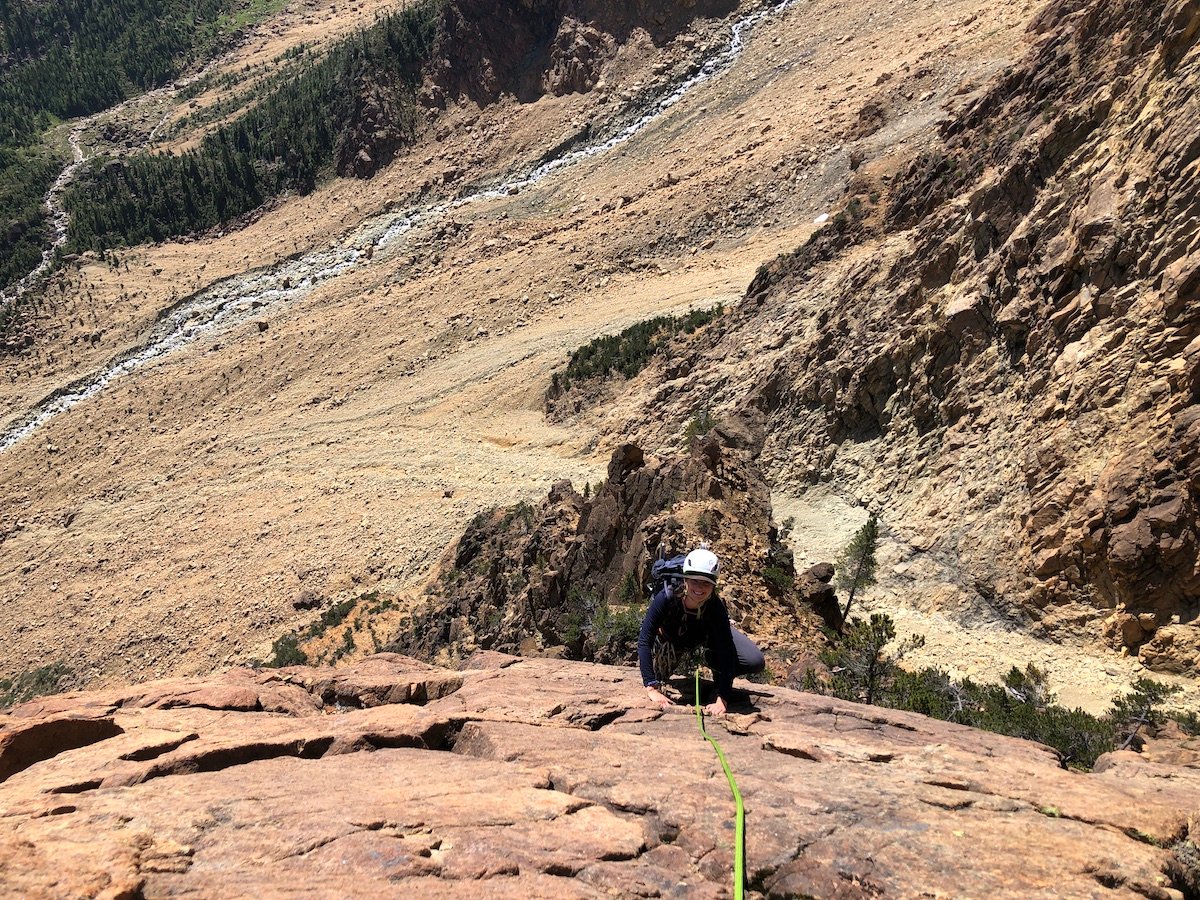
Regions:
[[341, 0, 736, 172], [622, 0, 1200, 672], [543, 18, 614, 96], [2, 654, 1199, 897], [388, 418, 828, 665], [426, 0, 736, 105], [335, 78, 416, 178]]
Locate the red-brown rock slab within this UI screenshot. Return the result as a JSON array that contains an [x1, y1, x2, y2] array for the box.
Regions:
[[1, 654, 1198, 898]]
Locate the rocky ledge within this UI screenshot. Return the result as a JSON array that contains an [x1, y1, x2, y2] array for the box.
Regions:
[[2, 654, 1198, 898]]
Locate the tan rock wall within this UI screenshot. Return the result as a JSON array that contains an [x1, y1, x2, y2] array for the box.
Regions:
[[623, 0, 1200, 672]]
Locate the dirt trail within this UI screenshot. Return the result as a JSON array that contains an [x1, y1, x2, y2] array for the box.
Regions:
[[0, 0, 1073, 694]]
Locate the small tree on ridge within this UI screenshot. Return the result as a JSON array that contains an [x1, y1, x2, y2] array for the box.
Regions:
[[835, 514, 879, 629]]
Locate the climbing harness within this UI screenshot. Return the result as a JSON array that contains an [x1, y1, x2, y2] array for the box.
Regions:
[[693, 668, 746, 899]]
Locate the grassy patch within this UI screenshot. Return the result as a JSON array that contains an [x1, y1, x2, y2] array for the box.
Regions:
[[549, 306, 723, 397], [209, 0, 292, 39], [0, 662, 71, 708]]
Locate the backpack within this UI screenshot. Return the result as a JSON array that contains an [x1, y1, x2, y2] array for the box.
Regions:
[[648, 553, 687, 598]]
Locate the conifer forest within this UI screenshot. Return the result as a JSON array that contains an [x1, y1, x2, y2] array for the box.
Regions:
[[0, 0, 445, 291]]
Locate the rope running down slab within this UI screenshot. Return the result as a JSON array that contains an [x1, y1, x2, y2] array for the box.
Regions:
[[694, 667, 746, 899]]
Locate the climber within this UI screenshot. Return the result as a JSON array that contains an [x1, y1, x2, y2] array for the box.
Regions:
[[639, 546, 765, 716]]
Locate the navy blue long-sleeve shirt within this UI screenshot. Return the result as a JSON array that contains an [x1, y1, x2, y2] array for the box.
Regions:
[[637, 583, 739, 702]]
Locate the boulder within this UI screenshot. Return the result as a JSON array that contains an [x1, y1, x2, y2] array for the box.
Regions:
[[1139, 624, 1200, 675], [796, 563, 841, 630]]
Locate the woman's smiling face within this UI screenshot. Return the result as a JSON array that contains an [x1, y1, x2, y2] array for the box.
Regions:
[[682, 576, 714, 608]]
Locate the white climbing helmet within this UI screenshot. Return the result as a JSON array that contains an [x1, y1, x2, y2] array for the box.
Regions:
[[682, 547, 720, 585]]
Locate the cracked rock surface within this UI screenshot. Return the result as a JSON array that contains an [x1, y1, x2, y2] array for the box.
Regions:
[[2, 654, 1199, 897]]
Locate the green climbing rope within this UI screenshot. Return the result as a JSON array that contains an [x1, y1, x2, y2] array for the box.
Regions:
[[694, 667, 745, 899]]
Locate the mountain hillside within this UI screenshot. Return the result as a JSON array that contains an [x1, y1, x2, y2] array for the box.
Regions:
[[0, 0, 1041, 696], [4, 0, 1200, 894], [0, 0, 1195, 717], [592, 0, 1200, 678]]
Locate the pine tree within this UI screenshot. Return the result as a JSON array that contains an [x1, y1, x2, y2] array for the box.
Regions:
[[834, 514, 879, 629], [821, 612, 924, 706], [1110, 677, 1181, 751]]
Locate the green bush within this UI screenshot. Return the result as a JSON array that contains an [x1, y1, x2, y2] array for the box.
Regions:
[[266, 634, 307, 668], [552, 306, 723, 395], [964, 680, 1114, 769], [556, 583, 647, 661], [589, 600, 645, 658], [367, 596, 396, 614], [819, 614, 924, 706], [261, 596, 363, 668], [1110, 677, 1182, 751], [1172, 710, 1200, 736], [0, 662, 70, 708], [762, 565, 793, 593], [683, 407, 715, 441], [304, 597, 358, 638], [617, 570, 641, 604], [328, 626, 356, 662], [747, 665, 775, 685], [500, 501, 536, 531], [562, 610, 587, 646], [804, 616, 1124, 770]]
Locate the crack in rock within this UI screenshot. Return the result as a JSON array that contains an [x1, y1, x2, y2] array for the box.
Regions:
[[47, 778, 103, 794], [918, 795, 976, 811], [0, 716, 125, 784], [828, 709, 919, 733], [118, 733, 200, 762], [923, 779, 973, 791], [107, 737, 337, 787], [273, 828, 367, 862]]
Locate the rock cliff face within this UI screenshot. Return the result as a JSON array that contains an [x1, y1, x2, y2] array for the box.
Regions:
[[426, 0, 736, 105], [341, 0, 737, 176], [388, 419, 829, 666], [2, 654, 1198, 898], [619, 0, 1200, 671]]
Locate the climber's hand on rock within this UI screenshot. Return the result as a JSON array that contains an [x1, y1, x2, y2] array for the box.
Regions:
[[703, 697, 727, 718], [646, 687, 672, 710]]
